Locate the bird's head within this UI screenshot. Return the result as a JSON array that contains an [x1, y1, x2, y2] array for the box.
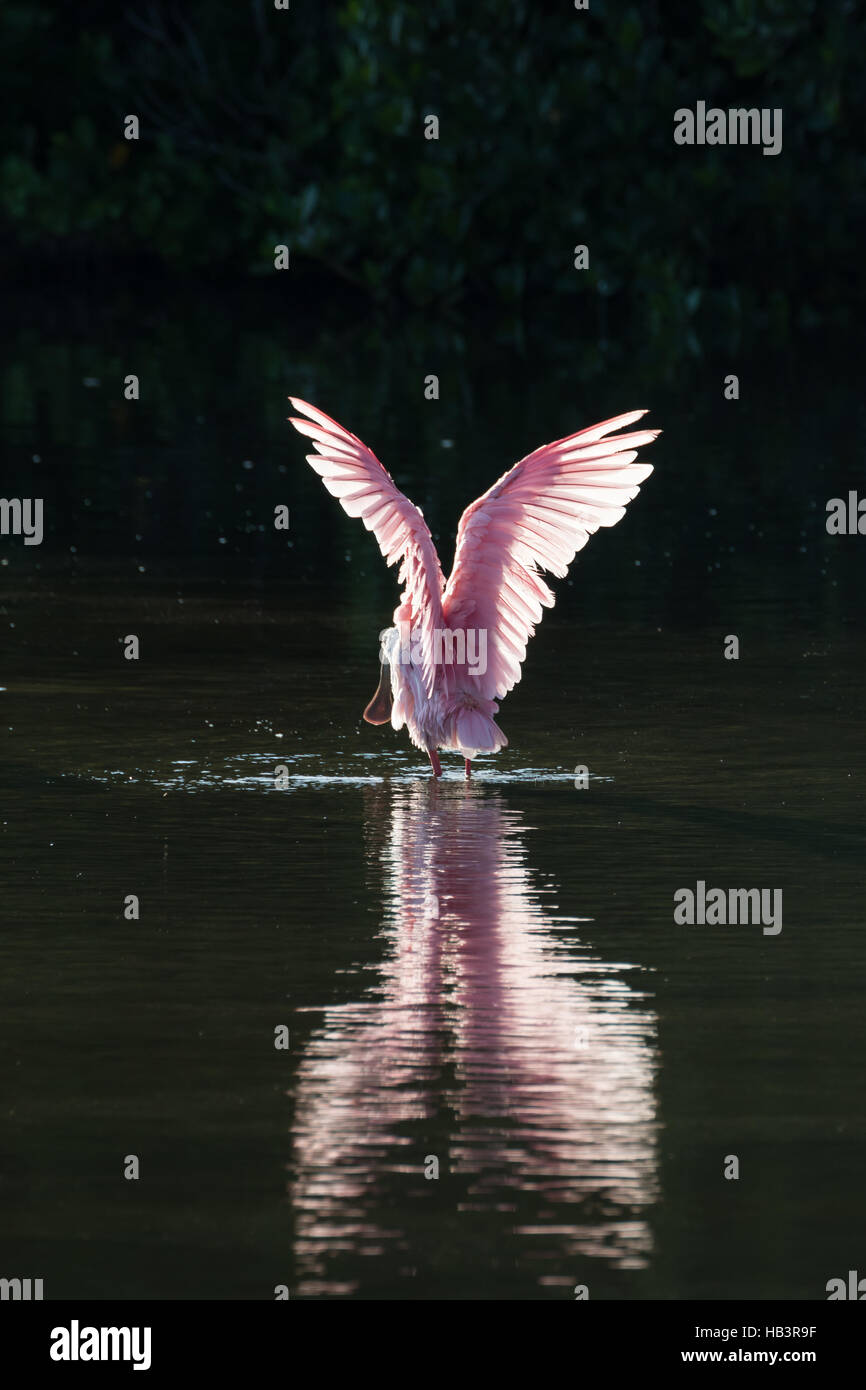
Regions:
[[362, 627, 396, 725]]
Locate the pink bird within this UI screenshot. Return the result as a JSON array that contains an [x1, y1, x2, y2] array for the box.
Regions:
[[290, 398, 659, 778]]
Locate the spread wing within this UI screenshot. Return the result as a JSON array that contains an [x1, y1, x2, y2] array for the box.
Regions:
[[442, 411, 659, 702], [289, 398, 445, 696]]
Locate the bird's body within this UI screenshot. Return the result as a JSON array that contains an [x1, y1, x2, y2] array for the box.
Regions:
[[290, 398, 659, 776]]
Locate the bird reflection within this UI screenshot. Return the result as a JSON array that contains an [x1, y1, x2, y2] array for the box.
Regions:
[[290, 781, 659, 1297]]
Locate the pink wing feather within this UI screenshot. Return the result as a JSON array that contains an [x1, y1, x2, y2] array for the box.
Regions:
[[442, 411, 659, 702], [288, 398, 445, 696]]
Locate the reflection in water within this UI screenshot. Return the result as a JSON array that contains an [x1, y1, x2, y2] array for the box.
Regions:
[[290, 782, 659, 1296]]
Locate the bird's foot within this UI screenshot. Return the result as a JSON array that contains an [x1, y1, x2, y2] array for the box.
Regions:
[[464, 759, 472, 780], [428, 749, 442, 778]]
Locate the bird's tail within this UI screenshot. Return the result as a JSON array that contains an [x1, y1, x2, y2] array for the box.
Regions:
[[443, 699, 508, 759]]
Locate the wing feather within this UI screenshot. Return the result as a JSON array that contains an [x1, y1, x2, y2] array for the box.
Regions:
[[443, 411, 659, 701], [289, 398, 445, 696]]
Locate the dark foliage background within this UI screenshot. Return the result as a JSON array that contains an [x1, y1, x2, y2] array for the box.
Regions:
[[2, 0, 864, 342]]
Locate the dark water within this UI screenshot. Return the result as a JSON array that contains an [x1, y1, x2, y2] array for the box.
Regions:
[[1, 287, 864, 1299]]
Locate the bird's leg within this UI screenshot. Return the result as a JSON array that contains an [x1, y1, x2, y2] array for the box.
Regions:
[[464, 759, 472, 780], [428, 749, 442, 778]]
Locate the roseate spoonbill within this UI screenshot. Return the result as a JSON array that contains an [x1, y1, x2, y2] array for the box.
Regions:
[[290, 398, 658, 778]]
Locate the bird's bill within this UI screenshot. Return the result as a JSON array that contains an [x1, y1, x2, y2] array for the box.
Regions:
[[362, 661, 393, 725]]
